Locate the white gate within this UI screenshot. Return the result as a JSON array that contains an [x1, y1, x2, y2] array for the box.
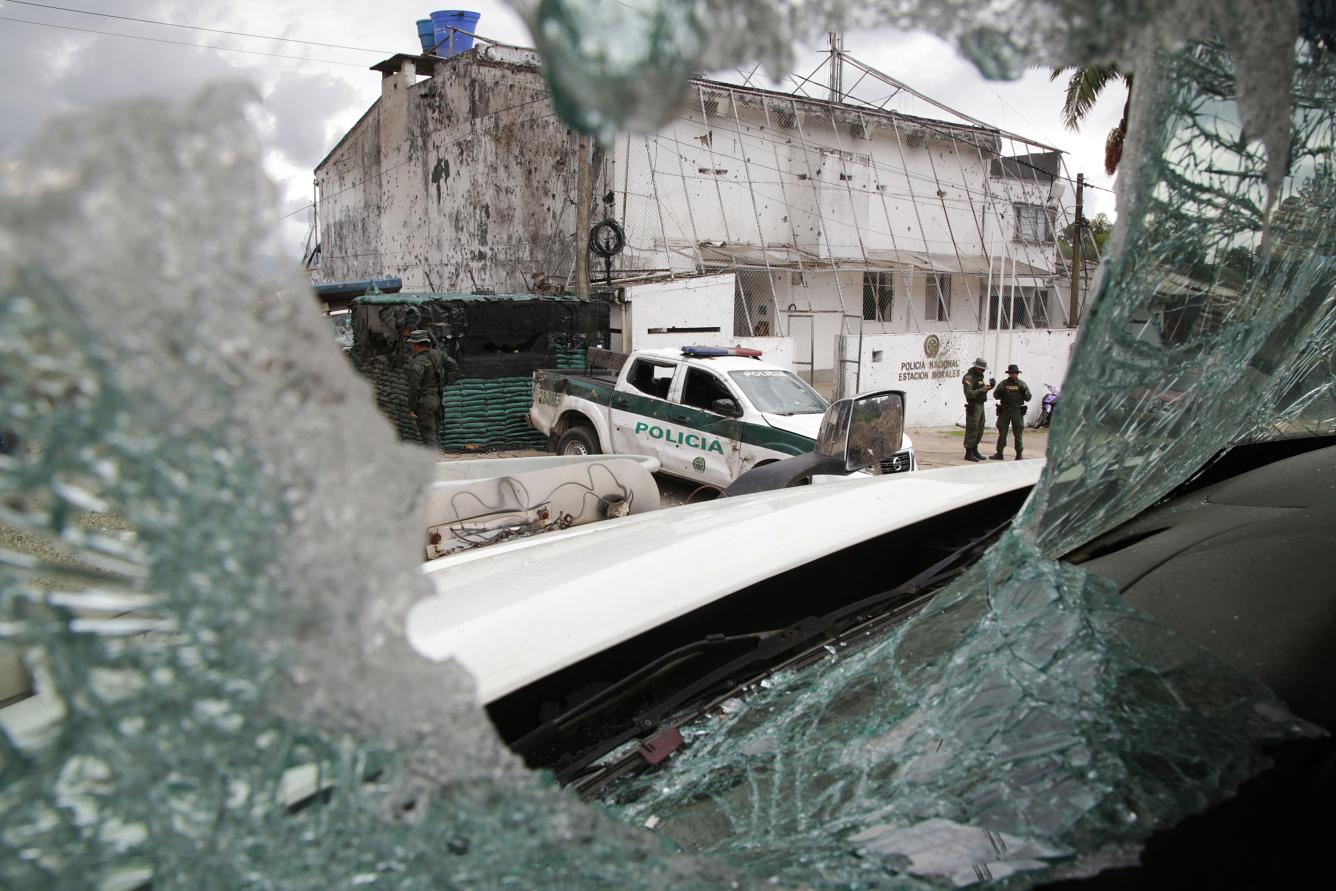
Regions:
[[788, 314, 815, 384]]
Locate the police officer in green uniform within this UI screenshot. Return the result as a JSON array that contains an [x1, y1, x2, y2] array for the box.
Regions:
[[990, 363, 1031, 460], [961, 357, 993, 462], [406, 329, 458, 451]]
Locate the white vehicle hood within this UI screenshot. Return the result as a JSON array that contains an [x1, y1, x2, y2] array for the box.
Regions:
[[408, 460, 1042, 703], [760, 411, 823, 440]]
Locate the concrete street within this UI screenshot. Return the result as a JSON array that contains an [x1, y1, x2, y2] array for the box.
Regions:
[[441, 425, 1050, 507]]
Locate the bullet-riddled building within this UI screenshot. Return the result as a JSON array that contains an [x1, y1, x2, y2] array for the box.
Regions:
[[314, 35, 1086, 422]]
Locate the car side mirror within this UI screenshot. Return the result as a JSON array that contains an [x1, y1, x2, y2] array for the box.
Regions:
[[712, 398, 742, 417], [815, 389, 906, 473]]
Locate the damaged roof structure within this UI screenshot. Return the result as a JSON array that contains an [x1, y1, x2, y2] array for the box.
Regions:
[[314, 34, 1085, 402], [314, 39, 1076, 303]]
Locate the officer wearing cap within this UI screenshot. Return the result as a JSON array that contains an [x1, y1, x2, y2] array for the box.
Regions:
[[405, 329, 458, 451], [961, 357, 993, 462], [990, 363, 1031, 460]]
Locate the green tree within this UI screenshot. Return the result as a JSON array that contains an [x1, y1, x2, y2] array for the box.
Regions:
[[1058, 212, 1114, 260], [1050, 65, 1133, 175]]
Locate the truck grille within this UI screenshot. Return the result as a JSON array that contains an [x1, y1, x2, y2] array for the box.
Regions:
[[879, 451, 913, 474]]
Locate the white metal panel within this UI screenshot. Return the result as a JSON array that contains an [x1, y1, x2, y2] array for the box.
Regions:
[[407, 460, 1044, 702], [624, 274, 736, 339]]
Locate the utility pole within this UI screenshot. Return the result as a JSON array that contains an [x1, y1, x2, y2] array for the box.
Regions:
[[1069, 172, 1084, 327], [828, 32, 844, 102], [576, 135, 591, 297]]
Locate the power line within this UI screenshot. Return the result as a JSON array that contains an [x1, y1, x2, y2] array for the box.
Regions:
[[3, 0, 392, 54], [0, 14, 368, 67]]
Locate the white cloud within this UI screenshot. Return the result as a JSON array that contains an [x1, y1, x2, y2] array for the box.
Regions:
[[263, 71, 358, 169]]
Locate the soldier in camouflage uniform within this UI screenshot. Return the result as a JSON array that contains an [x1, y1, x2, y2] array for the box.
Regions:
[[961, 357, 993, 462], [990, 363, 1031, 460], [406, 329, 458, 451]]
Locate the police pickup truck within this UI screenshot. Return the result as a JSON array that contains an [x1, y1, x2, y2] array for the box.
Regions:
[[529, 346, 915, 489]]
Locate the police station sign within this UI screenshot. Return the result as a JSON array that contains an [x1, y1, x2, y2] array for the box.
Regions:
[[856, 329, 1077, 426], [897, 335, 959, 382], [897, 359, 961, 381]]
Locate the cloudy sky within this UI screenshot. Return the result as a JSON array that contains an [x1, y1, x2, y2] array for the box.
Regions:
[[0, 0, 1125, 265]]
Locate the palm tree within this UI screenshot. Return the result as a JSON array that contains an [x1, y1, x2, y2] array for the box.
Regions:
[[1050, 65, 1133, 175]]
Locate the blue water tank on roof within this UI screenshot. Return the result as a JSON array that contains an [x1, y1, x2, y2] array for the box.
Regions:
[[429, 10, 480, 56]]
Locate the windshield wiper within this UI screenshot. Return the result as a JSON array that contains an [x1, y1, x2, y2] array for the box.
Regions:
[[559, 517, 1015, 796], [509, 630, 775, 759]]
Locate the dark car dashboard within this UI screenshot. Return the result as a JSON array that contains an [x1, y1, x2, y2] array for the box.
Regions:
[[1053, 437, 1336, 889]]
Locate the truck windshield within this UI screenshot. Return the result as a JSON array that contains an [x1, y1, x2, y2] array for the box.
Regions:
[[728, 370, 828, 415]]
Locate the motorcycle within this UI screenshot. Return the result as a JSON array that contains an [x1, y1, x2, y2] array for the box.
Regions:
[[1032, 383, 1059, 428]]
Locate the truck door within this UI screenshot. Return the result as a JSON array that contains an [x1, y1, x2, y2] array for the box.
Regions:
[[671, 367, 744, 486], [609, 357, 681, 461]]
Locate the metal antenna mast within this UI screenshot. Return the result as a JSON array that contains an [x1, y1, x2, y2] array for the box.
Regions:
[[828, 32, 844, 102]]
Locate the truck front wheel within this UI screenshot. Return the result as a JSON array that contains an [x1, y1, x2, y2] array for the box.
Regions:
[[556, 426, 600, 456]]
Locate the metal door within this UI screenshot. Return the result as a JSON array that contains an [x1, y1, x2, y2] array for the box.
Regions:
[[788, 313, 815, 385], [833, 313, 863, 399]]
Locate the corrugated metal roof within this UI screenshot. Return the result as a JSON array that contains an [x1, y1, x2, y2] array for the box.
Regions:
[[352, 292, 598, 305], [990, 151, 1062, 182], [696, 243, 1051, 277], [1153, 271, 1241, 299]]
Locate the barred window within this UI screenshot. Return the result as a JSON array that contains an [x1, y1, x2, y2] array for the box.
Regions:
[[989, 287, 1051, 329], [862, 271, 894, 322], [1030, 288, 1051, 328], [1014, 204, 1052, 242], [926, 273, 951, 322]]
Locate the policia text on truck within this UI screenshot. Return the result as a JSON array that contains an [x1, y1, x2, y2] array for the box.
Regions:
[[529, 346, 915, 491]]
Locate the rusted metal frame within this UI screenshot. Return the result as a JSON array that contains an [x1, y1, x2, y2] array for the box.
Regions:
[[823, 102, 872, 290], [788, 95, 850, 322], [944, 126, 994, 333], [726, 86, 781, 336], [786, 55, 837, 102], [757, 95, 806, 338], [667, 121, 705, 273], [840, 55, 1062, 154], [918, 123, 974, 332], [886, 113, 939, 335], [642, 138, 676, 278], [696, 87, 735, 246]]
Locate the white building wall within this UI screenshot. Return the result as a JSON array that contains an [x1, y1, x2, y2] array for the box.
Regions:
[[621, 274, 794, 370], [316, 105, 382, 282], [852, 328, 1076, 426], [624, 274, 734, 335], [616, 86, 1001, 280]]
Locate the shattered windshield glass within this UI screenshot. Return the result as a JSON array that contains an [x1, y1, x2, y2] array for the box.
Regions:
[[3, 4, 1336, 891], [729, 370, 829, 415], [0, 87, 745, 891], [591, 25, 1336, 890]]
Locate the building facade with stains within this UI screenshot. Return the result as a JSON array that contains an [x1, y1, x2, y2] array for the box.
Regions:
[[313, 42, 1083, 416], [315, 45, 581, 295]]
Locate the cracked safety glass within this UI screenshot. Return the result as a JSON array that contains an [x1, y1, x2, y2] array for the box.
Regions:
[[3, 5, 1335, 891], [0, 88, 751, 891], [584, 18, 1336, 891]]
